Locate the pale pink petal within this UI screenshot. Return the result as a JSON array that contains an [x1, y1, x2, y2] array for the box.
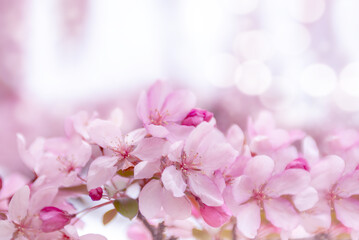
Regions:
[[334, 171, 359, 198], [162, 189, 191, 220], [127, 223, 152, 240], [9, 185, 30, 223], [163, 90, 196, 122], [137, 91, 150, 123], [161, 166, 186, 197], [87, 156, 118, 190], [200, 204, 231, 227], [300, 201, 331, 233], [147, 80, 169, 111], [201, 143, 238, 172], [184, 122, 213, 156], [146, 124, 169, 138], [302, 136, 319, 166], [80, 234, 107, 240], [131, 137, 167, 162], [223, 186, 241, 216], [17, 134, 43, 172], [251, 111, 276, 136], [134, 161, 160, 179], [272, 146, 299, 174], [188, 173, 223, 206], [265, 169, 310, 197], [311, 155, 345, 191], [87, 119, 122, 148], [166, 124, 194, 142], [124, 128, 147, 145], [232, 176, 254, 204], [236, 201, 261, 238], [293, 187, 319, 211], [335, 198, 359, 230], [244, 155, 274, 188], [0, 221, 15, 239], [167, 141, 184, 163], [71, 140, 92, 167], [30, 186, 58, 213], [138, 180, 162, 219], [226, 124, 244, 152], [268, 129, 290, 149], [264, 198, 299, 231]]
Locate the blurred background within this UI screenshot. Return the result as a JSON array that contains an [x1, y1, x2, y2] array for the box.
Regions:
[[1, 0, 359, 239]]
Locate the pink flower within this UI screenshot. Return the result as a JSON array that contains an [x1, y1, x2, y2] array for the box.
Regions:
[[89, 187, 103, 201], [231, 155, 311, 238], [302, 156, 359, 233], [199, 204, 231, 227], [181, 108, 213, 127], [127, 222, 152, 240], [39, 206, 74, 232], [137, 80, 196, 138], [86, 119, 167, 190], [163, 122, 238, 207]]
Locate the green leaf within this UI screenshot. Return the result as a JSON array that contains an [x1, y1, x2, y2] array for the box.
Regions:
[[117, 168, 134, 178], [192, 229, 211, 240], [102, 209, 117, 225], [113, 198, 138, 220]]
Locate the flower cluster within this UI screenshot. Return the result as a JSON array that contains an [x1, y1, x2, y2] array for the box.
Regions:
[[1, 81, 359, 240]]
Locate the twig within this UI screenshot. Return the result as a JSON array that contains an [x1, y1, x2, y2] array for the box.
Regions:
[[137, 212, 157, 238], [156, 221, 165, 240], [232, 221, 237, 240]]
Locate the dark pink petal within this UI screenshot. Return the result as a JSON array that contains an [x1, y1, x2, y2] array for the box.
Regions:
[[200, 204, 231, 228], [181, 108, 213, 127], [285, 157, 310, 171], [89, 187, 103, 201], [40, 207, 74, 232]]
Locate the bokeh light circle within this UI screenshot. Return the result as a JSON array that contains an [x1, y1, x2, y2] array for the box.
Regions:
[[289, 0, 326, 23], [224, 0, 259, 15], [300, 64, 337, 97], [339, 62, 359, 97], [235, 60, 272, 95]]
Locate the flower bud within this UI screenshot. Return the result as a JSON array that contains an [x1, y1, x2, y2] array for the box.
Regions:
[[181, 108, 213, 127], [89, 187, 103, 201], [39, 206, 74, 232], [199, 204, 231, 228], [285, 157, 310, 171]]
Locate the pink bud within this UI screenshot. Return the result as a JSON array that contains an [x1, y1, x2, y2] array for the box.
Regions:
[[89, 187, 103, 201], [181, 108, 213, 127], [200, 204, 231, 228], [39, 206, 74, 232], [285, 157, 310, 171]]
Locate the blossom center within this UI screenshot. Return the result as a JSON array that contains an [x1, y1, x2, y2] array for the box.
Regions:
[[149, 109, 169, 125]]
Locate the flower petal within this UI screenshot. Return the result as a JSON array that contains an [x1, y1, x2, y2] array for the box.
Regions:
[[87, 156, 118, 190], [335, 198, 359, 230], [0, 221, 15, 239], [201, 143, 238, 172], [293, 187, 319, 211], [184, 122, 213, 156], [265, 169, 310, 197], [232, 176, 254, 204], [8, 185, 30, 223], [163, 90, 196, 122], [264, 198, 299, 231], [311, 155, 345, 191], [87, 119, 122, 148], [200, 204, 231, 228], [80, 234, 107, 240], [334, 171, 359, 198], [226, 124, 244, 152], [300, 201, 331, 233], [244, 155, 274, 188], [236, 201, 261, 238], [161, 166, 186, 197], [188, 173, 223, 206], [302, 136, 319, 166], [131, 137, 167, 162], [134, 161, 160, 179], [138, 180, 162, 219], [146, 124, 169, 138], [162, 189, 191, 220]]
